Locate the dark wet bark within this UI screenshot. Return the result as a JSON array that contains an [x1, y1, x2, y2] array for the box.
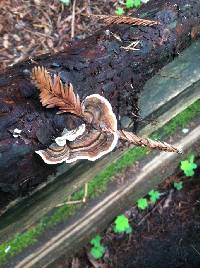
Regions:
[[0, 0, 200, 194]]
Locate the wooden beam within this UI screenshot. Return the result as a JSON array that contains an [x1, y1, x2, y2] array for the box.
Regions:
[[1, 38, 200, 244], [14, 123, 200, 268]]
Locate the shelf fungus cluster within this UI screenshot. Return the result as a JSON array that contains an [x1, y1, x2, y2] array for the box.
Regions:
[[32, 67, 182, 165]]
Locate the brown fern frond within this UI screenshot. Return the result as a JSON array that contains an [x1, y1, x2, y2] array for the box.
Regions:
[[118, 130, 182, 154], [91, 14, 159, 27], [32, 66, 84, 117]]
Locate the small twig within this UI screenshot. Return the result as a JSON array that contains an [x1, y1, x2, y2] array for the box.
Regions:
[[24, 29, 54, 40], [131, 111, 158, 125], [82, 182, 88, 203], [55, 199, 82, 207], [125, 40, 140, 49], [121, 40, 140, 51], [137, 197, 165, 226], [90, 14, 160, 27], [163, 189, 174, 208], [118, 130, 182, 154], [55, 182, 88, 207], [85, 0, 92, 15], [71, 0, 76, 39], [109, 31, 122, 42]]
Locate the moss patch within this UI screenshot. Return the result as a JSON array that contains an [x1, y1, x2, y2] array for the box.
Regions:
[[0, 147, 147, 264], [151, 99, 200, 140], [0, 99, 200, 265]]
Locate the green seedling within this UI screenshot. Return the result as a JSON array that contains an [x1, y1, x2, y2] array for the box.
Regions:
[[90, 235, 105, 259], [126, 0, 141, 8], [115, 7, 124, 16], [113, 215, 132, 234], [126, 0, 135, 8], [137, 198, 148, 210], [174, 181, 183, 191], [180, 155, 197, 176], [148, 190, 160, 203]]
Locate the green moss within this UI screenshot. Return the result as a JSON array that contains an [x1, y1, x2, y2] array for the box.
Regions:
[[0, 147, 147, 265], [0, 99, 199, 265], [151, 99, 200, 140]]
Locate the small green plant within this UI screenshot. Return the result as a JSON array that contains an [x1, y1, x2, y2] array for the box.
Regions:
[[126, 0, 141, 8], [113, 215, 132, 234], [115, 7, 125, 16], [90, 235, 105, 259], [174, 181, 183, 191], [59, 0, 71, 5], [137, 198, 148, 210], [180, 155, 197, 176], [148, 190, 160, 203], [126, 0, 134, 8]]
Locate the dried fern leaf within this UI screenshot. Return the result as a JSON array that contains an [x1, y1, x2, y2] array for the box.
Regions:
[[32, 66, 84, 117], [91, 14, 159, 27], [118, 130, 182, 154]]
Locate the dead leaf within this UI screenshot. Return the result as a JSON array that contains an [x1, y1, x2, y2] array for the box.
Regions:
[[32, 66, 84, 117]]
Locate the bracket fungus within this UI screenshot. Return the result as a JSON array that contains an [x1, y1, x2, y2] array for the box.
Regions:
[[55, 124, 86, 146], [32, 66, 181, 165]]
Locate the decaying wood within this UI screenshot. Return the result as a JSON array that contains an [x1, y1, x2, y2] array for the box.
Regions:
[[33, 66, 180, 165], [0, 0, 200, 202]]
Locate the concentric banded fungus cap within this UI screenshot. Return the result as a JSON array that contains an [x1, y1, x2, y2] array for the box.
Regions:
[[33, 66, 180, 163], [36, 94, 118, 164], [36, 142, 70, 164], [83, 94, 117, 132]]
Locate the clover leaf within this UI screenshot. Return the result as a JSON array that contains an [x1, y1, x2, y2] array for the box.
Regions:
[[115, 7, 124, 16], [137, 198, 148, 210], [174, 181, 183, 191], [126, 0, 135, 8], [180, 155, 197, 176], [90, 244, 105, 259], [113, 215, 132, 234], [126, 0, 141, 8], [90, 235, 101, 248], [148, 190, 160, 203], [90, 235, 105, 259]]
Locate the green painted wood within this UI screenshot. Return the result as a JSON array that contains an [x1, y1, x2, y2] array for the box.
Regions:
[[139, 39, 200, 120], [14, 121, 200, 268]]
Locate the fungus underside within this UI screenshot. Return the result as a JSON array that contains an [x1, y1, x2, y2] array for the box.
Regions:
[[0, 99, 199, 265]]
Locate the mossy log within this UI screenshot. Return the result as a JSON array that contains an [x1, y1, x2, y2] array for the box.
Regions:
[[0, 0, 200, 199]]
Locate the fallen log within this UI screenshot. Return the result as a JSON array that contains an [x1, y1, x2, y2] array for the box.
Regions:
[[0, 0, 200, 197], [1, 39, 200, 267]]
